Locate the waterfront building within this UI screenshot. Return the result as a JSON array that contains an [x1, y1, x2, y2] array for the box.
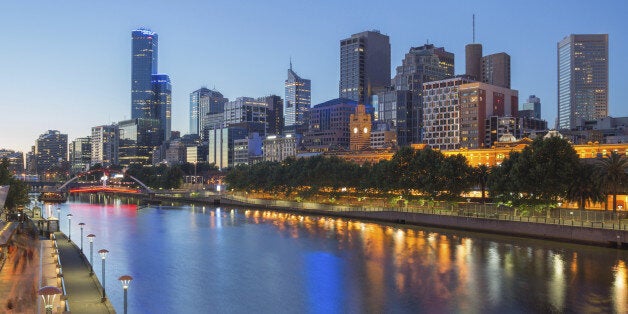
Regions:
[[302, 98, 358, 151], [557, 34, 608, 130], [422, 77, 474, 150], [263, 134, 299, 162], [233, 133, 263, 166], [207, 127, 248, 169], [339, 30, 390, 105], [458, 82, 518, 148], [349, 104, 372, 151], [69, 137, 91, 174], [117, 118, 161, 166], [481, 52, 511, 89], [35, 130, 68, 176], [152, 74, 171, 142], [90, 124, 118, 167], [0, 150, 25, 175], [284, 63, 311, 133], [131, 29, 158, 120]]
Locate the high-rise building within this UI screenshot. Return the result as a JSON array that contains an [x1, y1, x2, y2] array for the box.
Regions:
[[131, 29, 158, 120], [557, 34, 609, 130], [117, 118, 161, 166], [152, 74, 171, 142], [207, 127, 248, 169], [339, 30, 390, 105], [284, 63, 311, 132], [223, 97, 268, 136], [465, 43, 482, 80], [190, 88, 228, 137], [91, 124, 118, 167], [69, 137, 91, 174], [0, 150, 25, 175], [263, 134, 299, 162], [35, 130, 68, 176], [521, 95, 541, 119], [481, 53, 511, 88], [303, 98, 358, 151], [262, 95, 284, 136], [389, 44, 455, 144], [376, 90, 412, 146]]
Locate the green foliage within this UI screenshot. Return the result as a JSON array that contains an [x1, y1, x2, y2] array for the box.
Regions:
[[596, 152, 628, 213], [566, 161, 604, 210], [0, 159, 30, 210], [125, 164, 184, 189]]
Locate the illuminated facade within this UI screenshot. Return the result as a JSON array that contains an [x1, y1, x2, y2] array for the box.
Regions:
[[207, 127, 248, 169], [284, 63, 310, 132], [117, 118, 161, 166], [349, 104, 372, 150], [69, 137, 91, 174], [557, 34, 608, 130], [90, 124, 118, 167], [303, 98, 357, 151], [35, 130, 68, 176], [263, 135, 299, 162], [189, 88, 228, 138], [340, 30, 390, 105], [152, 74, 171, 142], [131, 29, 158, 120]]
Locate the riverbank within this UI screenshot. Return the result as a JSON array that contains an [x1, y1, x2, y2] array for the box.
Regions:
[[151, 193, 628, 248]]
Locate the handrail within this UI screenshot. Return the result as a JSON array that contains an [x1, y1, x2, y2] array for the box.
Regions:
[[52, 234, 71, 312]]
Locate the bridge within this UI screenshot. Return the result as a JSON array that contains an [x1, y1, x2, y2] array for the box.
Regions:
[[37, 168, 153, 203]]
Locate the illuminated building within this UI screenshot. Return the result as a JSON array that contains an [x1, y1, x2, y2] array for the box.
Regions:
[[90, 124, 118, 167], [117, 118, 161, 166], [263, 134, 299, 162], [0, 149, 24, 175], [520, 95, 541, 119], [69, 137, 91, 174], [152, 74, 171, 142], [131, 29, 158, 120], [35, 130, 68, 176], [376, 90, 413, 146], [557, 34, 608, 130], [233, 133, 263, 166], [207, 127, 248, 169], [190, 88, 228, 138], [349, 104, 372, 150], [303, 98, 358, 151], [340, 30, 390, 105], [284, 62, 310, 134], [262, 95, 284, 136], [223, 97, 269, 136]]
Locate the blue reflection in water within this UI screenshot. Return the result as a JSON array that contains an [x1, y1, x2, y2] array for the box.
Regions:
[[305, 252, 342, 314]]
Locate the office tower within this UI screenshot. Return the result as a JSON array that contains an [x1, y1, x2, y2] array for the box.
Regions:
[[152, 74, 171, 141], [465, 43, 482, 80], [349, 104, 372, 150], [35, 130, 68, 176], [223, 97, 269, 136], [302, 98, 358, 151], [481, 52, 511, 88], [69, 137, 91, 174], [377, 90, 413, 146], [131, 29, 158, 120], [389, 44, 455, 144], [263, 134, 299, 162], [521, 95, 541, 119], [117, 118, 161, 166], [91, 125, 118, 167], [557, 34, 608, 130], [339, 30, 390, 105], [458, 82, 518, 148], [207, 127, 248, 169], [262, 95, 284, 136], [190, 88, 228, 137], [284, 63, 311, 133]]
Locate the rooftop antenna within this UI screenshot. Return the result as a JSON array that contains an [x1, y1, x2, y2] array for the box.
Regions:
[[289, 56, 293, 70], [473, 14, 476, 43]]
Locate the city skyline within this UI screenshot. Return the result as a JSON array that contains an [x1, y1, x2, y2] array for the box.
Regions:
[[1, 1, 627, 153]]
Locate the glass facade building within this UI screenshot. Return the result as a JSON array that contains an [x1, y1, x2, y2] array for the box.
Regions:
[[557, 34, 608, 130], [131, 29, 158, 120], [152, 74, 171, 141], [284, 64, 311, 131]]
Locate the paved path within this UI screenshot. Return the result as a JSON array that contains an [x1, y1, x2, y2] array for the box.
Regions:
[[53, 232, 115, 313]]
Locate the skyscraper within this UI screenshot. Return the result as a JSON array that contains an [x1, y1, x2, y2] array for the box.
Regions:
[[339, 30, 390, 105], [91, 124, 118, 167], [69, 137, 91, 174], [152, 74, 171, 141], [465, 43, 482, 80], [521, 95, 541, 119], [557, 34, 608, 130], [35, 130, 68, 176], [481, 52, 511, 88], [284, 62, 311, 133], [131, 29, 158, 120], [189, 88, 228, 137]]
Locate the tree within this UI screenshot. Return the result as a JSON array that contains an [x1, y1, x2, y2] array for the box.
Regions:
[[566, 161, 604, 210], [596, 152, 628, 215], [0, 159, 29, 211], [474, 164, 490, 203]]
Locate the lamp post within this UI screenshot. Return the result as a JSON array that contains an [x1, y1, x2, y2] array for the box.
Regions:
[[78, 222, 85, 252], [87, 234, 95, 274], [99, 249, 109, 301], [66, 213, 73, 242], [118, 275, 133, 314], [38, 286, 62, 314], [56, 208, 61, 231]]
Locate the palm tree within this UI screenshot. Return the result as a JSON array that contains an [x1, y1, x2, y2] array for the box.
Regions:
[[474, 164, 490, 203], [566, 162, 604, 210], [596, 152, 628, 215]]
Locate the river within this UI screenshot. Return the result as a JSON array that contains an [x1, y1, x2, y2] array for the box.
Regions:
[[50, 195, 627, 313]]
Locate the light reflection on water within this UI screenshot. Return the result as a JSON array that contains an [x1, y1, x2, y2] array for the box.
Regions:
[[56, 196, 628, 313]]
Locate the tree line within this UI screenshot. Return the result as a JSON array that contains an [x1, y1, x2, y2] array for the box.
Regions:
[[225, 137, 628, 212]]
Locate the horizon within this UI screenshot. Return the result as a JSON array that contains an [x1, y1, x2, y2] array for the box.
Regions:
[[1, 0, 627, 153]]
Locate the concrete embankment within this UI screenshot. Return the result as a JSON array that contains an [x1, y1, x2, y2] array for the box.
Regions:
[[218, 196, 628, 248]]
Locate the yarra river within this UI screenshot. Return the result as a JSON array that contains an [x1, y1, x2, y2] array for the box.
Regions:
[[52, 195, 627, 313]]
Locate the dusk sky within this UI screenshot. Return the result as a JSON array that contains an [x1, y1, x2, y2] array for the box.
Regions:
[[1, 0, 626, 153]]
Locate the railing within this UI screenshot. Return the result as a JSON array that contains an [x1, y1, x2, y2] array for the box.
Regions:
[[223, 194, 628, 231], [51, 234, 71, 313]]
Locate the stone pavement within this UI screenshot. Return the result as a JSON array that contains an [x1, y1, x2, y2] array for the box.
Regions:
[[53, 231, 115, 313]]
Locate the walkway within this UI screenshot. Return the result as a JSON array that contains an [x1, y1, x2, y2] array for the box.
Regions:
[[53, 232, 115, 313]]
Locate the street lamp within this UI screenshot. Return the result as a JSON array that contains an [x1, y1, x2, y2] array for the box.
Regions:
[[66, 213, 73, 242], [78, 222, 85, 252], [98, 249, 109, 301], [87, 234, 95, 274], [118, 275, 133, 314], [56, 208, 61, 231], [38, 286, 62, 314]]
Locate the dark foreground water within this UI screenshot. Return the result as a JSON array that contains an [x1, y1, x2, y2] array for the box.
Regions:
[[50, 196, 627, 313]]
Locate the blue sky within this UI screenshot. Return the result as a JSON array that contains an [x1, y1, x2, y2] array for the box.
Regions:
[[1, 0, 626, 153]]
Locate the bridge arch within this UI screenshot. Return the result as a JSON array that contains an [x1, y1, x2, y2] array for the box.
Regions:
[[56, 168, 153, 194]]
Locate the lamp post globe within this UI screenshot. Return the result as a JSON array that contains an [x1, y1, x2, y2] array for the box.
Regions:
[[66, 213, 73, 242], [87, 234, 95, 274], [98, 249, 109, 301], [118, 275, 133, 314], [38, 286, 62, 314]]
